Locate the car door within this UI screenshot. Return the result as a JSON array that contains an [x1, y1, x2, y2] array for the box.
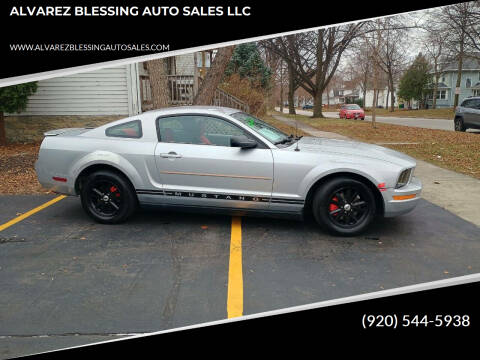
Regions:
[[467, 99, 480, 127], [461, 99, 474, 124], [152, 114, 274, 210]]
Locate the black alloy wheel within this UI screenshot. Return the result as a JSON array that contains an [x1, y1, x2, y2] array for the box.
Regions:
[[312, 177, 376, 236], [454, 118, 466, 132], [80, 170, 137, 224]]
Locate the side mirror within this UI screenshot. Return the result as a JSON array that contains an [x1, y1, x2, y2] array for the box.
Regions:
[[230, 136, 257, 149]]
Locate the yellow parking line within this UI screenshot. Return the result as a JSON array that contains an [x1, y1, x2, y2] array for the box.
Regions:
[[227, 216, 243, 318], [0, 195, 67, 232]]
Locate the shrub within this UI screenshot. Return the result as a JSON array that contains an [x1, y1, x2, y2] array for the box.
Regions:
[[220, 74, 268, 116]]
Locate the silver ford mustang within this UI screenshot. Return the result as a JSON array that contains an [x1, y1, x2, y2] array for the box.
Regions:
[[35, 106, 422, 236]]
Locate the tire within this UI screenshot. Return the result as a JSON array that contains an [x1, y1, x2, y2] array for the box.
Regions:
[[454, 117, 466, 132], [312, 177, 376, 236], [80, 170, 137, 224]]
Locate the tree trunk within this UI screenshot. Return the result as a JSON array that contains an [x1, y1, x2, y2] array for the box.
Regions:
[[454, 31, 465, 109], [279, 86, 284, 114], [279, 61, 284, 113], [386, 87, 389, 110], [389, 74, 395, 112], [193, 46, 235, 105], [146, 59, 170, 109], [372, 89, 377, 128], [432, 74, 438, 109], [0, 111, 6, 146], [287, 63, 296, 115], [312, 90, 324, 118]]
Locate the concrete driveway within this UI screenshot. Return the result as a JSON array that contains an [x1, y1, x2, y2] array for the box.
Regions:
[[0, 194, 479, 358], [278, 108, 480, 132]]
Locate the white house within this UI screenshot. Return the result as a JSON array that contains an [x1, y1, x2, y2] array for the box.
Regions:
[[363, 87, 399, 108], [19, 64, 142, 116], [18, 51, 215, 117]]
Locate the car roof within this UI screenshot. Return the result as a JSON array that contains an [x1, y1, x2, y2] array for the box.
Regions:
[[143, 105, 243, 116]]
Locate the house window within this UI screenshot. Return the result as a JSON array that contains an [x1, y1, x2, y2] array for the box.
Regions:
[[466, 78, 471, 88], [474, 89, 480, 96], [204, 52, 211, 67], [430, 90, 447, 100], [442, 76, 445, 82]]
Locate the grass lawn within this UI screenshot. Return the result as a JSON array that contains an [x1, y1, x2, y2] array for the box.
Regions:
[[267, 112, 480, 180], [0, 143, 47, 194], [363, 107, 455, 120]]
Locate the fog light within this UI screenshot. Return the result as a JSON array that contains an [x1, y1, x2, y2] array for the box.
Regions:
[[393, 194, 416, 200]]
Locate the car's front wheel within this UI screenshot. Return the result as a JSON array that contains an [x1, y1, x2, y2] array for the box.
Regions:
[[454, 117, 466, 132], [80, 170, 137, 224], [312, 177, 376, 236]]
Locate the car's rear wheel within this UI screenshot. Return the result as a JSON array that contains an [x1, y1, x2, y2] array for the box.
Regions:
[[80, 170, 137, 224], [312, 177, 376, 236], [454, 117, 466, 132]]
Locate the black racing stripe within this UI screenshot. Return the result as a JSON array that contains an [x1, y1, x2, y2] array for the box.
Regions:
[[136, 189, 304, 204]]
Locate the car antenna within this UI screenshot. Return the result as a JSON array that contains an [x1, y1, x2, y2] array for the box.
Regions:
[[294, 119, 300, 151]]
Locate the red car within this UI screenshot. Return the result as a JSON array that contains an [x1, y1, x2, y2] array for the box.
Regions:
[[339, 104, 365, 120]]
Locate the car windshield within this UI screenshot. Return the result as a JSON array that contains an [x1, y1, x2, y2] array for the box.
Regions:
[[230, 112, 293, 145], [346, 105, 361, 110]]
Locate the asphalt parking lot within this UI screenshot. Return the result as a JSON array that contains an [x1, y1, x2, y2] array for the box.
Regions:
[[1, 194, 479, 358]]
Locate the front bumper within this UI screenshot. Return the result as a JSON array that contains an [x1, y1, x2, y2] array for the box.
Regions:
[[346, 113, 365, 119], [383, 176, 422, 217]]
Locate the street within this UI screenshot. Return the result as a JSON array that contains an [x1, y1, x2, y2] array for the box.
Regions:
[[277, 108, 480, 132], [1, 194, 479, 358]]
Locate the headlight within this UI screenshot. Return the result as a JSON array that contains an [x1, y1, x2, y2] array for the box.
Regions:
[[396, 168, 413, 188]]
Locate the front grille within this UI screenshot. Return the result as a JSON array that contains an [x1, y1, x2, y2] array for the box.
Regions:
[[396, 168, 413, 188]]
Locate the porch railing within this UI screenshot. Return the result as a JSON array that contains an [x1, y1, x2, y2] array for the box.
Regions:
[[140, 74, 249, 113]]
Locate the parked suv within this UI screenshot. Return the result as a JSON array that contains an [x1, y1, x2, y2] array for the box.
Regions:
[[454, 97, 480, 131]]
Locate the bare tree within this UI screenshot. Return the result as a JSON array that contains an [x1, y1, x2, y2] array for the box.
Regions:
[[368, 17, 410, 112], [146, 59, 170, 108], [437, 2, 475, 108], [423, 26, 448, 109], [193, 46, 236, 105], [346, 40, 373, 107], [259, 43, 283, 111], [362, 21, 385, 128], [263, 24, 365, 118], [446, 1, 480, 57]]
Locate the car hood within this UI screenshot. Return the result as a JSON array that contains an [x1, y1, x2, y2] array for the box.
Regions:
[[290, 136, 416, 167]]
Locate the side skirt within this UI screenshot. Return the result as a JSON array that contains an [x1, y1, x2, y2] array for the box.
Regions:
[[138, 202, 304, 220]]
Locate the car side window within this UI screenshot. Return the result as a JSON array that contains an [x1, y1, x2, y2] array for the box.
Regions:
[[105, 120, 142, 138], [462, 99, 473, 109], [157, 115, 250, 147], [471, 99, 480, 109]]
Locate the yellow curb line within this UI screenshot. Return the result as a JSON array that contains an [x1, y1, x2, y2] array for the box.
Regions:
[[227, 216, 243, 318], [0, 195, 67, 232]]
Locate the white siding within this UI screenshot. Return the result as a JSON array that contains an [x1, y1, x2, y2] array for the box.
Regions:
[[20, 66, 133, 116], [175, 54, 195, 75]]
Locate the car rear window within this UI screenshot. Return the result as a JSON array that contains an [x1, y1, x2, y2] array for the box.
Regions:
[[105, 120, 142, 138]]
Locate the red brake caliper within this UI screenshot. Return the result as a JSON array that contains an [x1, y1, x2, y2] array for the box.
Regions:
[[110, 186, 120, 197], [329, 196, 339, 215]]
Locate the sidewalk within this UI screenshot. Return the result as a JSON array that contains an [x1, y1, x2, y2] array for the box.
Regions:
[[272, 114, 480, 227]]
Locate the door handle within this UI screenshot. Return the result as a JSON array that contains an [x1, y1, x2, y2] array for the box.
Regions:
[[160, 152, 182, 158]]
